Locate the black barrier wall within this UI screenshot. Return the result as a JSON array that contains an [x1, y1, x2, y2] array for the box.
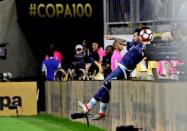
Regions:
[[45, 81, 187, 131]]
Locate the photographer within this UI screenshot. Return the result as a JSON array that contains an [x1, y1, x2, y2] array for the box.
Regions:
[[148, 30, 185, 80], [153, 24, 187, 80]]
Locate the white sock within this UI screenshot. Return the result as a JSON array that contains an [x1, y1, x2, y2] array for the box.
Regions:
[[87, 98, 97, 109], [99, 102, 108, 114]]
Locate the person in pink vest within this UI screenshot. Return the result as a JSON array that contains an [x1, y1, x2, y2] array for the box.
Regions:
[[91, 42, 105, 63], [111, 40, 124, 71]]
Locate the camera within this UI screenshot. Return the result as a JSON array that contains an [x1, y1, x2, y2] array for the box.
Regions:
[[145, 40, 187, 80], [71, 112, 89, 119], [145, 40, 179, 61]]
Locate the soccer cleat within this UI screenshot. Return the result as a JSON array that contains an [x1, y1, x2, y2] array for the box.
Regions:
[[91, 112, 105, 120], [78, 101, 91, 113]]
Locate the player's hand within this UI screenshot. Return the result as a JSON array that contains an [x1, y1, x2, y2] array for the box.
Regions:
[[162, 32, 173, 41], [105, 35, 113, 40]]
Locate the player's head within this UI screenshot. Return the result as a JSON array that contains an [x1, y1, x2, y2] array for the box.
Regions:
[[133, 27, 142, 42]]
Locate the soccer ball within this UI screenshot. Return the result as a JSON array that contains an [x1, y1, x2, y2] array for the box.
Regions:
[[140, 28, 153, 42]]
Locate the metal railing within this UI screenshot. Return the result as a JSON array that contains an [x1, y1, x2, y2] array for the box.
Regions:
[[104, 0, 183, 34]]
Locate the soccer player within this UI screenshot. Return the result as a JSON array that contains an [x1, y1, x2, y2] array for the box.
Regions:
[[79, 27, 151, 120]]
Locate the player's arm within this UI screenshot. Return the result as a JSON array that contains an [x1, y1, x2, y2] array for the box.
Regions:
[[105, 35, 127, 46]]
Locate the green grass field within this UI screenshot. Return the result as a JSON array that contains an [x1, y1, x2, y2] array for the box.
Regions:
[[0, 114, 106, 131]]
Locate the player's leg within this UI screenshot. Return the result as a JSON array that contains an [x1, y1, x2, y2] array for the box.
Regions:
[[78, 83, 110, 113], [79, 67, 124, 115], [91, 90, 110, 120], [91, 67, 124, 120], [78, 87, 108, 113]]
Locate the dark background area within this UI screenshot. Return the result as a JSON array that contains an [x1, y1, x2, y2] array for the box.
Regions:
[[15, 0, 104, 69]]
